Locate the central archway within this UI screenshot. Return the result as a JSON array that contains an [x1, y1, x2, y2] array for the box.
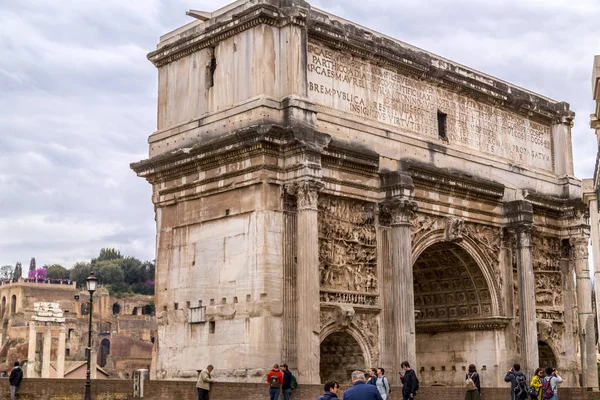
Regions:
[[413, 241, 502, 387], [320, 332, 365, 384]]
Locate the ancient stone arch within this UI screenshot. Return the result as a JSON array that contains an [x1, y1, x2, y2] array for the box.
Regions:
[[538, 341, 557, 369], [10, 295, 16, 315], [412, 224, 502, 317], [319, 326, 370, 384]]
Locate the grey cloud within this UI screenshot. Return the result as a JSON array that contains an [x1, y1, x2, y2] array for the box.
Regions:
[[0, 0, 598, 268]]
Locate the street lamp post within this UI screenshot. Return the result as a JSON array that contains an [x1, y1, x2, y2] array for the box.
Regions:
[[83, 271, 98, 400]]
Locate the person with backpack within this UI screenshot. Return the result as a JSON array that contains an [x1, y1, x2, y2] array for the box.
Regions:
[[540, 367, 562, 400], [465, 364, 481, 400], [504, 364, 529, 400], [317, 380, 341, 400], [529, 368, 544, 400], [375, 367, 391, 400], [267, 363, 283, 400], [281, 363, 293, 400], [399, 361, 419, 400]]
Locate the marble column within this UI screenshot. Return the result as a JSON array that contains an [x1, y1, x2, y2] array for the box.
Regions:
[[513, 224, 538, 379], [27, 321, 37, 377], [291, 180, 322, 384], [571, 235, 599, 388], [387, 198, 418, 370], [57, 324, 66, 378], [41, 323, 51, 378]]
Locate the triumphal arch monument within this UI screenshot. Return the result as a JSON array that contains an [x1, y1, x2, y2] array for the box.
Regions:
[[132, 0, 598, 388]]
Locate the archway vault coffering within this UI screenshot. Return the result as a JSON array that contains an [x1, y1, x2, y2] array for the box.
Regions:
[[412, 233, 500, 320]]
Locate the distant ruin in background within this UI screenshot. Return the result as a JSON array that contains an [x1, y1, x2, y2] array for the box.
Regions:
[[0, 279, 154, 379], [132, 0, 598, 388]]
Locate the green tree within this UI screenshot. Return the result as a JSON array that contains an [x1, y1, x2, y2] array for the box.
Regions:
[[0, 265, 13, 280], [95, 260, 124, 285], [46, 264, 70, 280], [92, 248, 122, 265], [69, 261, 91, 288], [120, 257, 143, 285]]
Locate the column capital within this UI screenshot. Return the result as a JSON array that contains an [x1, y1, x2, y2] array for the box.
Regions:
[[382, 198, 418, 226], [570, 236, 590, 260], [285, 180, 323, 211]]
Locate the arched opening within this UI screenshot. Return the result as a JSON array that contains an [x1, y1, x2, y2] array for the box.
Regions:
[[10, 295, 16, 315], [1, 297, 6, 318], [132, 307, 138, 316], [414, 241, 498, 387], [320, 332, 365, 384], [99, 338, 110, 368], [538, 341, 556, 369], [80, 303, 89, 316], [112, 303, 121, 315], [141, 305, 152, 315]]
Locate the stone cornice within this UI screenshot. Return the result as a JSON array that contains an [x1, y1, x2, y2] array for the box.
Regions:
[[415, 317, 510, 334], [148, 4, 284, 67], [406, 164, 505, 203]]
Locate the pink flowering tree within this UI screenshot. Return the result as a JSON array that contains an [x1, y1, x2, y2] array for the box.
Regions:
[[28, 268, 47, 281]]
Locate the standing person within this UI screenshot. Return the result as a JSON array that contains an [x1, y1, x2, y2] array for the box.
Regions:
[[504, 364, 528, 400], [375, 368, 391, 400], [317, 380, 340, 400], [9, 361, 23, 400], [399, 361, 419, 400], [343, 370, 384, 400], [530, 368, 544, 400], [281, 363, 292, 400], [541, 367, 562, 400], [367, 368, 378, 385], [465, 364, 481, 400], [266, 363, 283, 400], [196, 365, 214, 400]]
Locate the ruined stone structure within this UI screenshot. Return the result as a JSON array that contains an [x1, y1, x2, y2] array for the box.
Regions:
[[132, 0, 598, 388], [0, 280, 154, 379]]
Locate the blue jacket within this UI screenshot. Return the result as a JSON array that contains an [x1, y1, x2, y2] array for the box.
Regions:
[[343, 381, 384, 400], [317, 392, 338, 400]]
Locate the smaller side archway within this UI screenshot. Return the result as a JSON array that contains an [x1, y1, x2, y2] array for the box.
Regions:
[[319, 325, 372, 384], [112, 303, 121, 315], [538, 341, 557, 369], [1, 296, 6, 318]]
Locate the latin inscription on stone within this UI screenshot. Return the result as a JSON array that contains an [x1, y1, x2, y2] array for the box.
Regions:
[[307, 42, 554, 172]]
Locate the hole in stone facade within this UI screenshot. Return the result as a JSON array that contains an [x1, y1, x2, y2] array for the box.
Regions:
[[209, 321, 215, 334]]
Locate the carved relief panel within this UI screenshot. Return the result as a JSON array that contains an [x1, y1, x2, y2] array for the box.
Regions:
[[532, 235, 564, 321], [318, 195, 377, 294]]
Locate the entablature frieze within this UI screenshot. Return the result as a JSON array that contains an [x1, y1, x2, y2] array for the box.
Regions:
[[415, 317, 510, 334], [407, 164, 505, 205]]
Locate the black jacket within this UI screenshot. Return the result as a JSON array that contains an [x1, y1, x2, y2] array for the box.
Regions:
[[282, 369, 292, 390], [401, 369, 418, 397], [9, 366, 23, 387]]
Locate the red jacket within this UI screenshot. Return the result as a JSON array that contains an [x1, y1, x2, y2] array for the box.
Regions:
[[267, 369, 283, 388]]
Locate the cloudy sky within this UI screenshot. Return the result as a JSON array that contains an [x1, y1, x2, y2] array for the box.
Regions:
[[1, 0, 599, 269]]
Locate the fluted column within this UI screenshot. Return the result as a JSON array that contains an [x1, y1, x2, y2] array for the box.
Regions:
[[27, 321, 37, 377], [513, 224, 538, 378], [571, 235, 599, 388], [41, 323, 51, 378], [57, 324, 66, 378], [288, 180, 322, 384], [387, 199, 418, 371]]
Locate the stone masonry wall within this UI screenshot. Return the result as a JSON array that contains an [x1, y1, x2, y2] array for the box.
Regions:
[[1, 379, 600, 400]]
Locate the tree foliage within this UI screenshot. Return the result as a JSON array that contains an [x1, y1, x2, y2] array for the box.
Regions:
[[73, 249, 154, 295], [15, 248, 155, 296], [46, 264, 70, 280]]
